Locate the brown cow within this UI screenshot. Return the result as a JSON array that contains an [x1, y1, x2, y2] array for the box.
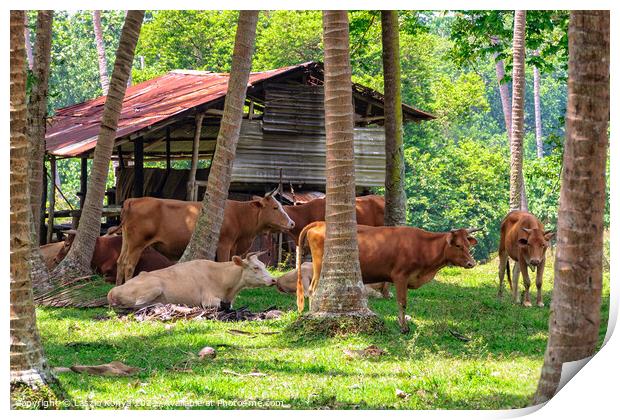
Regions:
[[116, 192, 295, 285], [296, 221, 480, 333], [39, 242, 66, 270], [498, 211, 555, 307], [55, 232, 173, 283], [284, 195, 385, 243]]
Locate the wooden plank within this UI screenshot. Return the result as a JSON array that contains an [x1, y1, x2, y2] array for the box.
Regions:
[[133, 138, 144, 198], [47, 156, 56, 244]]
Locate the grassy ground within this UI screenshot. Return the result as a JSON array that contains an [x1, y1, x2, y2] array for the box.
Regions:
[[35, 256, 610, 410]]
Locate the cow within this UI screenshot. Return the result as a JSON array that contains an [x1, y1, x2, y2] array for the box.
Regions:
[[275, 262, 392, 299], [39, 242, 66, 270], [115, 190, 295, 285], [54, 231, 173, 283], [283, 195, 385, 243], [296, 221, 480, 333], [107, 252, 275, 310], [498, 211, 555, 307]]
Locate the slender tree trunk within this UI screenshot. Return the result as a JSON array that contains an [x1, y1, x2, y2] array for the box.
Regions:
[[93, 10, 110, 95], [309, 10, 372, 317], [24, 13, 34, 70], [534, 10, 609, 404], [180, 11, 259, 262], [26, 11, 54, 292], [509, 11, 527, 211], [381, 10, 407, 226], [51, 11, 144, 282], [10, 9, 51, 393], [533, 51, 544, 158]]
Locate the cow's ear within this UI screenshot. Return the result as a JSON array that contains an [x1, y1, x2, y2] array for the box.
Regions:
[[467, 236, 478, 246], [446, 232, 456, 246], [232, 256, 245, 267], [544, 230, 556, 241], [251, 199, 266, 208]]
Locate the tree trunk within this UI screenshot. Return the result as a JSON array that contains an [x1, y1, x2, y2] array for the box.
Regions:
[[381, 10, 407, 226], [51, 11, 144, 282], [24, 13, 34, 70], [309, 10, 372, 317], [10, 9, 51, 393], [509, 11, 527, 211], [26, 11, 54, 292], [533, 51, 544, 158], [534, 10, 609, 404], [180, 11, 259, 262], [93, 10, 110, 95]]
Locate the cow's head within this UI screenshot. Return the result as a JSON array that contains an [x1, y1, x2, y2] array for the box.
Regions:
[[53, 229, 77, 265], [518, 227, 554, 268], [233, 252, 276, 288], [445, 228, 480, 269], [252, 188, 295, 232]]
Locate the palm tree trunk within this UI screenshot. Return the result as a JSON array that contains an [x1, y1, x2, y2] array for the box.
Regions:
[[533, 52, 544, 158], [93, 10, 110, 95], [51, 11, 144, 282], [509, 10, 527, 211], [27, 11, 54, 292], [24, 13, 34, 70], [381, 10, 407, 226], [309, 10, 372, 317], [534, 10, 609, 404], [180, 11, 259, 262], [10, 9, 51, 391]]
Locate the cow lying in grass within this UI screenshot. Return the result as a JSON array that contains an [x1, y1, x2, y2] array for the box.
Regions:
[[107, 252, 276, 310], [275, 262, 392, 299], [296, 222, 480, 333]]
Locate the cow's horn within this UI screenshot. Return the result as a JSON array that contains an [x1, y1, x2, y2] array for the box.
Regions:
[[246, 250, 268, 259], [64, 229, 78, 236], [521, 227, 532, 234], [264, 187, 278, 198], [466, 227, 483, 234]]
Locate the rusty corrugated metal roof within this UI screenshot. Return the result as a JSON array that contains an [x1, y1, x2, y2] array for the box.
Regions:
[[45, 61, 434, 158], [45, 63, 309, 157]]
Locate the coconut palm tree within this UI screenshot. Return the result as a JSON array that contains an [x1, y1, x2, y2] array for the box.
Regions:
[[534, 10, 609, 404], [26, 11, 54, 290], [180, 11, 259, 262], [93, 10, 110, 95], [51, 11, 145, 281], [308, 10, 372, 317], [381, 10, 406, 226], [532, 51, 544, 158], [10, 9, 51, 393], [509, 10, 527, 211]]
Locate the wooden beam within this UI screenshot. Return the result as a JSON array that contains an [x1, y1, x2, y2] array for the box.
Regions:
[[187, 112, 205, 200], [79, 157, 88, 209], [46, 156, 56, 244], [117, 146, 125, 168], [165, 126, 171, 171], [133, 138, 144, 198], [39, 159, 48, 245]]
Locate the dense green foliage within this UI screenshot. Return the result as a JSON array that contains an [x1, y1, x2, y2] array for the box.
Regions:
[[39, 10, 607, 260], [35, 260, 610, 409]]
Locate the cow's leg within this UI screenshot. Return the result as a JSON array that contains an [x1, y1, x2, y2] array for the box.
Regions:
[[394, 279, 409, 334], [380, 282, 392, 299], [535, 260, 545, 307], [512, 262, 521, 304], [116, 234, 130, 285], [121, 246, 146, 285], [308, 258, 321, 296], [498, 251, 508, 298], [216, 241, 232, 262], [519, 259, 532, 307]]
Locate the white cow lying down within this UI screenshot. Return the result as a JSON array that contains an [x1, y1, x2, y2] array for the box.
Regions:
[[107, 253, 275, 310]]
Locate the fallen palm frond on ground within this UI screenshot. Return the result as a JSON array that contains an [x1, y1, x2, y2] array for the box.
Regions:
[[53, 361, 141, 376], [121, 303, 283, 323], [34, 275, 111, 308]]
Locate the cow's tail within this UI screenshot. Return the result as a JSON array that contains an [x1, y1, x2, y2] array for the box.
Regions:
[[506, 260, 512, 291], [296, 221, 322, 314]]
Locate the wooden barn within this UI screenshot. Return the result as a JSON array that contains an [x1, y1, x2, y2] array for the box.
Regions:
[[44, 61, 434, 262]]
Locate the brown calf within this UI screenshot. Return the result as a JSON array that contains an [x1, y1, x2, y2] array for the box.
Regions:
[[297, 221, 480, 333], [498, 211, 554, 307]]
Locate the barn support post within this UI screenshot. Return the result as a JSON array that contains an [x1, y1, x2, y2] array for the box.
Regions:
[[165, 126, 171, 172], [46, 155, 56, 244], [133, 138, 144, 198], [187, 112, 205, 201], [39, 156, 48, 244], [277, 168, 283, 265], [79, 156, 88, 209], [117, 146, 125, 169]]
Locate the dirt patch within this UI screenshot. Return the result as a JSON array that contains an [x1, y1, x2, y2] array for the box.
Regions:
[[118, 303, 283, 323]]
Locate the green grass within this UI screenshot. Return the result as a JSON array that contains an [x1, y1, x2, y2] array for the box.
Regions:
[[35, 257, 610, 410]]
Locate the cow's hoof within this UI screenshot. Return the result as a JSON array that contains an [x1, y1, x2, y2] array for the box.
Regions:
[[537, 301, 545, 308], [523, 301, 532, 307]]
